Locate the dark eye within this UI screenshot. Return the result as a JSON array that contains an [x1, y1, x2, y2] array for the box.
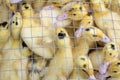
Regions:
[[88, 21, 91, 24], [109, 53, 112, 56], [80, 7, 82, 11], [73, 14, 76, 16], [13, 21, 15, 23], [80, 58, 85, 61], [111, 44, 115, 50], [85, 28, 90, 31], [83, 64, 87, 68], [22, 2, 26, 5], [117, 62, 120, 66], [113, 71, 117, 73], [93, 35, 97, 37]]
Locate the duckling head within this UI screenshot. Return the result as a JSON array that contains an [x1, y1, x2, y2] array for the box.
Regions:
[[75, 55, 96, 80], [75, 26, 110, 43], [103, 42, 119, 62], [107, 60, 120, 78], [79, 15, 93, 27], [11, 12, 22, 39], [57, 2, 88, 21], [55, 26, 71, 47], [21, 2, 34, 18]]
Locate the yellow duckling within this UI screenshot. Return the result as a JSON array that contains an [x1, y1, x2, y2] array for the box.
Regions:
[[90, 0, 120, 46], [107, 60, 120, 79], [72, 26, 110, 79], [89, 42, 119, 77], [43, 26, 73, 80], [57, 1, 89, 21], [0, 12, 29, 80], [21, 3, 55, 59]]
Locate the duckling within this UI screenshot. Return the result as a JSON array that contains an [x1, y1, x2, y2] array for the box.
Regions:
[[71, 26, 110, 79], [90, 0, 120, 47], [96, 60, 120, 80], [39, 5, 71, 28], [75, 26, 110, 55], [43, 26, 73, 80], [57, 1, 89, 21], [89, 42, 119, 75], [106, 60, 120, 79], [0, 12, 29, 80], [21, 3, 55, 59], [71, 54, 95, 80]]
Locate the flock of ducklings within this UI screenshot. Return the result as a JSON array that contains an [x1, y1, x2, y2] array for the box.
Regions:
[[0, 0, 120, 80]]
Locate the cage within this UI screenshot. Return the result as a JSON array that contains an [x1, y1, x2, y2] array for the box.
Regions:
[[0, 0, 120, 80]]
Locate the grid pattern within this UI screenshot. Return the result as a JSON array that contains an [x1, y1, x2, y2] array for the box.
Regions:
[[0, 0, 120, 80]]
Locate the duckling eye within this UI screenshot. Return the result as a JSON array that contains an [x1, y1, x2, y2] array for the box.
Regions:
[[111, 44, 115, 50], [93, 35, 97, 37], [83, 64, 87, 68], [85, 28, 90, 31], [109, 53, 112, 56], [113, 71, 117, 73], [117, 62, 120, 66], [12, 21, 15, 23], [22, 2, 26, 5], [80, 7, 82, 11], [80, 58, 85, 61], [88, 21, 91, 24], [73, 14, 76, 16]]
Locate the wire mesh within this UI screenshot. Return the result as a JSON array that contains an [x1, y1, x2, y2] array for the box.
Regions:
[[0, 0, 120, 80]]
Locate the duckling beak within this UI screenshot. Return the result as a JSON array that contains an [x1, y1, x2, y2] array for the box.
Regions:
[[57, 13, 68, 20], [101, 35, 111, 43], [75, 26, 84, 38], [99, 61, 110, 75], [43, 5, 54, 10], [96, 72, 109, 80], [10, 0, 22, 3]]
